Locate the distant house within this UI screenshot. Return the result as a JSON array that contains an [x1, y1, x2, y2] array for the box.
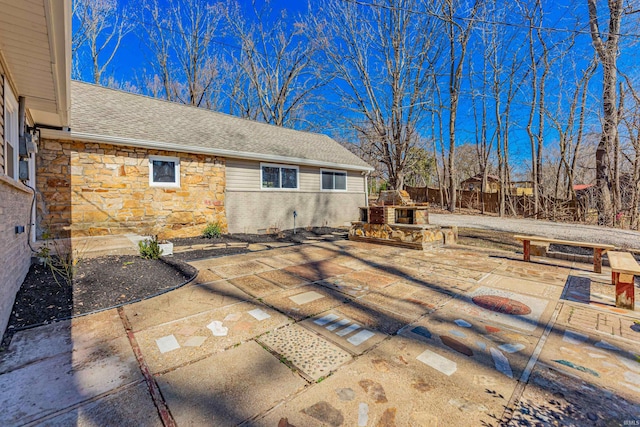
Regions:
[[37, 82, 373, 238], [0, 1, 71, 335], [460, 174, 500, 193]]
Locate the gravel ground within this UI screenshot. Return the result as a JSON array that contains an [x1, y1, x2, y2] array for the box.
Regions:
[[429, 213, 640, 249]]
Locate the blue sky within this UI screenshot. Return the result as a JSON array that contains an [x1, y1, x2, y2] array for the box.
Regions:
[[72, 0, 640, 179]]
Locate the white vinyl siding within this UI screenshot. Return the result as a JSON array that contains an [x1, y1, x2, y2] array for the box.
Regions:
[[226, 159, 365, 193]]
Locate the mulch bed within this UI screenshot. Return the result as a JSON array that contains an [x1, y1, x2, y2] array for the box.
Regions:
[[1, 255, 197, 348], [1, 227, 346, 349], [170, 227, 347, 261]]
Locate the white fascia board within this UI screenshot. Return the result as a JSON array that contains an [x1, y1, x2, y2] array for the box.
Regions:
[[44, 0, 72, 127], [40, 129, 375, 172]]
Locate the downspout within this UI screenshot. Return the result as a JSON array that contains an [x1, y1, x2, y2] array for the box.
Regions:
[[364, 171, 370, 206]]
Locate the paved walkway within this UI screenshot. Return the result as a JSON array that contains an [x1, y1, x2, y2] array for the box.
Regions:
[[1, 240, 640, 426]]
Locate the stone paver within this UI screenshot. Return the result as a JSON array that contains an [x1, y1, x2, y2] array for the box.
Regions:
[[257, 268, 309, 288], [133, 301, 290, 373], [228, 274, 283, 298], [38, 382, 162, 427], [301, 307, 392, 354], [256, 333, 516, 426], [156, 341, 306, 426], [283, 260, 354, 282], [209, 260, 273, 279], [3, 238, 640, 426], [258, 324, 352, 380], [480, 273, 565, 300], [122, 280, 251, 331], [0, 330, 141, 425], [262, 284, 349, 321], [536, 324, 640, 401], [359, 281, 452, 321]]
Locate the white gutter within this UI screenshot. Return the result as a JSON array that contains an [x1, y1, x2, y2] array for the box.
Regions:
[[44, 0, 72, 127], [40, 129, 375, 172]]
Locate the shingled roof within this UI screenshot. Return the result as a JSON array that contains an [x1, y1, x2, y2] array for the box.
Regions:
[[61, 81, 372, 171]]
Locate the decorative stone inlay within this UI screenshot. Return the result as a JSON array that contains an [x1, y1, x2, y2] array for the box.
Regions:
[[440, 336, 474, 357], [472, 295, 532, 316], [259, 324, 351, 380], [301, 401, 344, 426]]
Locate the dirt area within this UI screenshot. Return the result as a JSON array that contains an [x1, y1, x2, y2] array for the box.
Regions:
[[456, 227, 521, 252], [170, 227, 347, 261]]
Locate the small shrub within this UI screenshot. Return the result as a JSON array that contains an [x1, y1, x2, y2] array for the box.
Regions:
[[139, 235, 163, 259], [38, 228, 84, 287], [203, 222, 222, 239]]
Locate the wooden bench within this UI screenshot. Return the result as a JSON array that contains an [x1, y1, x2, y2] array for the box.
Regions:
[[607, 251, 639, 310], [513, 235, 616, 273]]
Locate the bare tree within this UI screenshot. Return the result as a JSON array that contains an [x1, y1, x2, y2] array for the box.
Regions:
[[621, 76, 640, 228], [443, 0, 481, 211], [312, 0, 443, 190], [72, 0, 133, 84], [222, 1, 329, 128], [587, 0, 623, 225], [140, 0, 224, 107]]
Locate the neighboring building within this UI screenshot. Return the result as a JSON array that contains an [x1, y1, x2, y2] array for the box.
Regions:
[[0, 1, 71, 335], [460, 174, 500, 193], [37, 82, 373, 239], [511, 181, 534, 196]]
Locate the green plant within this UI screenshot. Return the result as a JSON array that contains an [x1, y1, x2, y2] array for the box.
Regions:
[[203, 222, 222, 239], [139, 235, 163, 259]]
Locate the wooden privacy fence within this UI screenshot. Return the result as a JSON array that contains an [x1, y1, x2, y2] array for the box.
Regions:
[[405, 186, 581, 220], [405, 186, 499, 212]]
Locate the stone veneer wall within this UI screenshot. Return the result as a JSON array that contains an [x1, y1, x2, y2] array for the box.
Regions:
[[349, 222, 458, 249], [0, 176, 33, 335], [37, 139, 227, 239]]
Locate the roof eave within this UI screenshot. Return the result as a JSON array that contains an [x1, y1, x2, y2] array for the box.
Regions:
[[45, 0, 72, 127], [40, 129, 375, 172]]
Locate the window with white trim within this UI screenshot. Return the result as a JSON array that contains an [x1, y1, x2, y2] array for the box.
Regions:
[[321, 169, 347, 191], [4, 84, 18, 180], [261, 163, 298, 189], [149, 155, 180, 188]]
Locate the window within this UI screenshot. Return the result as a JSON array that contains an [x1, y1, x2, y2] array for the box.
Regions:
[[4, 84, 18, 180], [321, 169, 347, 191], [149, 155, 180, 188], [261, 163, 298, 189]]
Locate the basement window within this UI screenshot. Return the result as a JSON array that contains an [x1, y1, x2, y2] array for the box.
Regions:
[[261, 163, 298, 190], [321, 169, 347, 191], [149, 155, 180, 188]]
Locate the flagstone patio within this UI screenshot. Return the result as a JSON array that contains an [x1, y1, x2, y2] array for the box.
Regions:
[[1, 239, 640, 426]]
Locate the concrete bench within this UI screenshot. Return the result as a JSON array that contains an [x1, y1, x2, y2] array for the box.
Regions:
[[607, 251, 639, 310], [513, 235, 616, 273]]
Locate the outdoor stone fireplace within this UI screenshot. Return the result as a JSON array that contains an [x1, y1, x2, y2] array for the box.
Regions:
[[349, 190, 457, 249]]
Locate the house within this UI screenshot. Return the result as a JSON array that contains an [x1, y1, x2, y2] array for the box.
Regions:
[[36, 82, 373, 239], [0, 1, 71, 335], [460, 174, 500, 193]]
